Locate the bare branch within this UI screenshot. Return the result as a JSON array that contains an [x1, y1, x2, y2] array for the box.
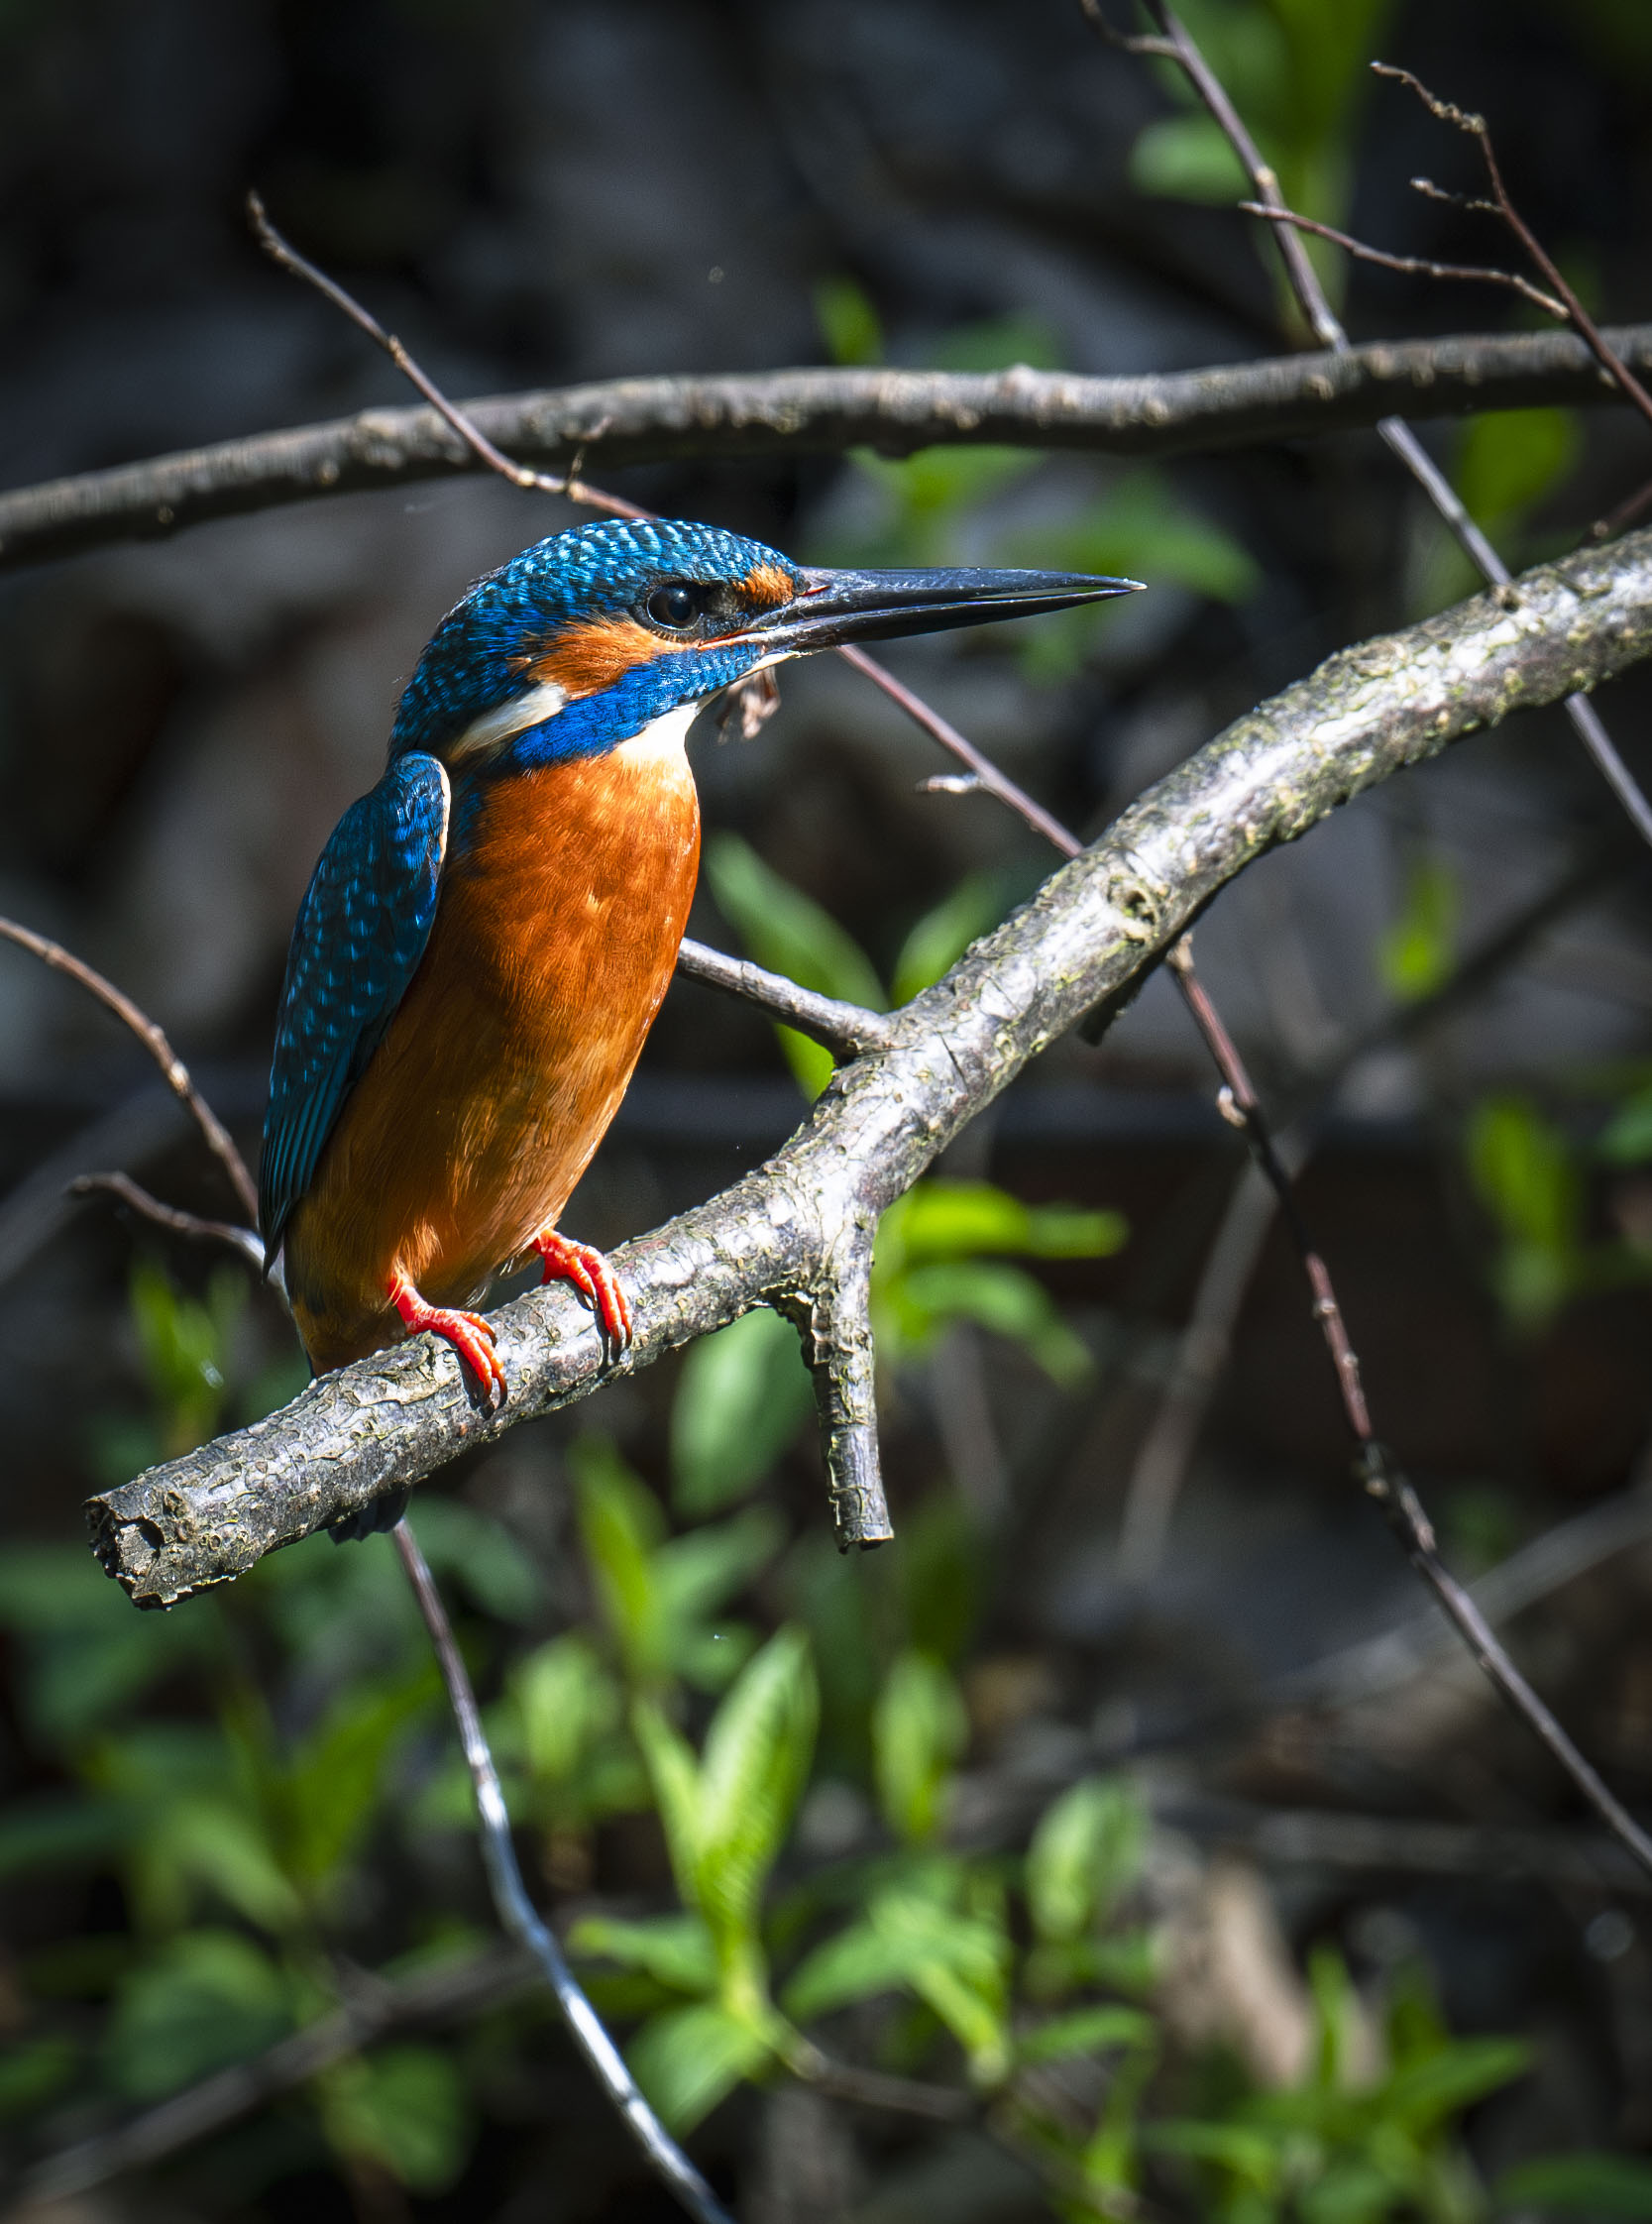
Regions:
[[6, 327, 1652, 572], [0, 917, 258, 1224], [839, 644, 1081, 858], [390, 1520, 736, 2224], [68, 1172, 266, 1270], [675, 937, 894, 1058], [1117, 8, 1652, 865], [1237, 202, 1568, 320], [84, 528, 1652, 1606], [247, 193, 646, 521]]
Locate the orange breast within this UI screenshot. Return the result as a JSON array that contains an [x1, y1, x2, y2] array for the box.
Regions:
[[283, 728, 700, 1370]]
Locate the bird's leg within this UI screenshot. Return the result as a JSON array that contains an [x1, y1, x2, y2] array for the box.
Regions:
[[531, 1228, 633, 1349], [385, 1269, 507, 1402]]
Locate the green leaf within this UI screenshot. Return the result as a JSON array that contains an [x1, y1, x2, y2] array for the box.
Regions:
[[1016, 2004, 1156, 2066], [782, 1916, 926, 2023], [672, 1308, 815, 1514], [1495, 2153, 1652, 2217], [1147, 2118, 1283, 2189], [0, 2036, 77, 2119], [631, 1700, 704, 1910], [892, 873, 1014, 1006], [653, 1506, 785, 1690], [815, 275, 882, 366], [1378, 856, 1459, 1004], [574, 1436, 666, 1682], [129, 1260, 244, 1456], [1129, 112, 1254, 202], [928, 314, 1064, 373], [1598, 1083, 1652, 1166], [704, 834, 886, 1099], [278, 1664, 436, 1894], [1026, 1776, 1146, 1945], [1457, 409, 1580, 535], [406, 1497, 542, 1621], [628, 1999, 773, 2132], [1380, 2035, 1531, 2131], [886, 1180, 1127, 1267], [869, 1888, 1010, 2082], [695, 1627, 819, 1967], [323, 2043, 476, 2193], [568, 1913, 718, 1998], [1467, 1095, 1581, 1328], [510, 1633, 621, 1786], [872, 1651, 968, 1844], [890, 1259, 1094, 1385], [0, 1793, 133, 1878], [103, 1930, 291, 2100]]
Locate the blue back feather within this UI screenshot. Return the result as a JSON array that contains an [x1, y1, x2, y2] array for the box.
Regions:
[[260, 752, 449, 1257]]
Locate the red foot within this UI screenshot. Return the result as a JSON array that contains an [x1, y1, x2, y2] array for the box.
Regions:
[[533, 1229, 633, 1348], [386, 1270, 507, 1403]]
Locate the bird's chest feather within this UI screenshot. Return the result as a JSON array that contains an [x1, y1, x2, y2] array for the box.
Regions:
[[306, 715, 702, 1302]]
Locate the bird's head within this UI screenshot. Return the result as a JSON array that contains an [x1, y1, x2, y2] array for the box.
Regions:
[[389, 516, 1140, 772]]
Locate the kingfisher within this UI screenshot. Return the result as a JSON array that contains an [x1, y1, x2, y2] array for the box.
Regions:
[[259, 516, 1137, 1400]]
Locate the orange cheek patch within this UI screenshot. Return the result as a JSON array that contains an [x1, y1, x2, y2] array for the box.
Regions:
[[523, 615, 671, 699], [740, 562, 796, 610]]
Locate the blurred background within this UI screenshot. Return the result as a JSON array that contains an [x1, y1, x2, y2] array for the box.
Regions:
[[4, 1, 1652, 2218]]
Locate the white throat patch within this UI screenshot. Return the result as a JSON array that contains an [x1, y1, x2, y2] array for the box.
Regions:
[[448, 677, 570, 761]]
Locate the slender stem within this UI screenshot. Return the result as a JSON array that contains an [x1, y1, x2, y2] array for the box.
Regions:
[[389, 1520, 736, 2224], [1238, 202, 1568, 320], [675, 937, 894, 1056], [1132, 4, 1652, 858], [69, 1172, 267, 1270], [248, 195, 646, 521], [0, 915, 259, 1224]]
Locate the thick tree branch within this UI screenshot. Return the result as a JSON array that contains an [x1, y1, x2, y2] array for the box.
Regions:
[[85, 527, 1652, 1607], [4, 327, 1650, 571]]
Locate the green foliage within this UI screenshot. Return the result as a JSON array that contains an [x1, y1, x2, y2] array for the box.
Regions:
[[704, 830, 886, 1097], [128, 1256, 244, 1456], [102, 1929, 291, 2099], [320, 2043, 476, 2193], [633, 1627, 818, 2017], [1128, 0, 1395, 311], [892, 868, 1013, 1006], [627, 1999, 772, 2132], [574, 1433, 780, 1691], [874, 1178, 1124, 1383], [1494, 2152, 1652, 2217], [872, 1650, 969, 1843], [672, 1306, 816, 1515], [1150, 1955, 1528, 2224], [1415, 410, 1582, 614], [1378, 856, 1459, 1004], [815, 274, 883, 366], [1466, 1095, 1583, 1329]]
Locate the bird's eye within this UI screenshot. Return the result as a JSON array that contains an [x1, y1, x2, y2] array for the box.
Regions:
[[646, 583, 704, 630]]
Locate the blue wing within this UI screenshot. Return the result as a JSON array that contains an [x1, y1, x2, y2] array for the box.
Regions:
[[259, 752, 451, 1260]]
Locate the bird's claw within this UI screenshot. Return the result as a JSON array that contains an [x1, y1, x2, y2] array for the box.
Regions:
[[386, 1272, 507, 1407], [533, 1230, 633, 1350]]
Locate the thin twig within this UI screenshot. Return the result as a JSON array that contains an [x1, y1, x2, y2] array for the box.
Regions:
[[389, 1519, 735, 2224], [1237, 203, 1568, 321], [1091, 1, 1652, 1878], [69, 1172, 266, 1270], [14, 1945, 534, 2208], [675, 938, 894, 1056], [1123, 3, 1652, 853], [0, 916, 258, 1223], [248, 194, 646, 521], [837, 643, 1081, 859]]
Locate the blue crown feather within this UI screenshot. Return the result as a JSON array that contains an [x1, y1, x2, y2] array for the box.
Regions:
[[388, 517, 800, 763]]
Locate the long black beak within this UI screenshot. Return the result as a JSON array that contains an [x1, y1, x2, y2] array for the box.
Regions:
[[744, 565, 1142, 654]]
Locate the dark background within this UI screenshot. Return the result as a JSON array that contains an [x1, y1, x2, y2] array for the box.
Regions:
[[3, 1, 1652, 2218]]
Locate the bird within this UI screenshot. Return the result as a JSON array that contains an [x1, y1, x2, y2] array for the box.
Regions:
[[259, 515, 1139, 1402]]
